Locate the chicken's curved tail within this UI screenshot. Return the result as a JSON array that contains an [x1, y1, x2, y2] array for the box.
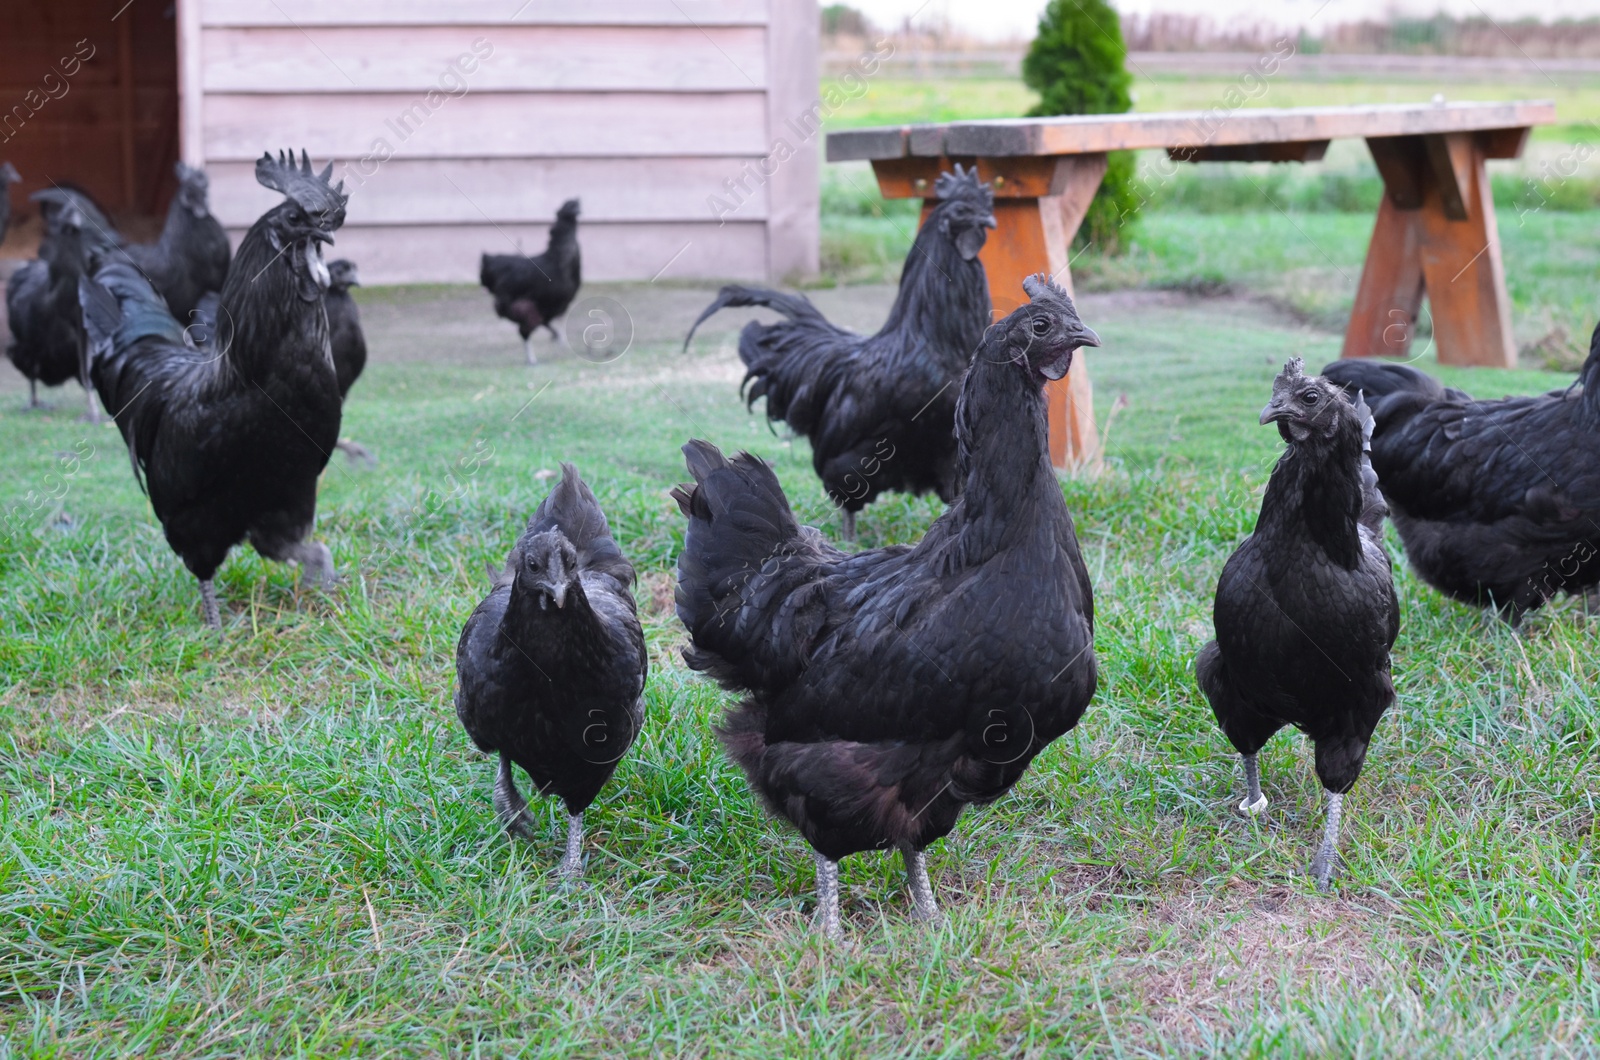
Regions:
[[671, 439, 833, 694], [683, 285, 855, 433], [681, 284, 828, 350], [79, 258, 189, 489]]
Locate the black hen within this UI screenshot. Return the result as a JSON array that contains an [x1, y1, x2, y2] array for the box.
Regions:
[[683, 166, 995, 541], [5, 190, 111, 415], [1323, 341, 1600, 622], [455, 464, 647, 878], [479, 198, 581, 365], [0, 161, 19, 246], [673, 275, 1100, 940], [1197, 359, 1400, 890], [123, 162, 231, 324], [324, 259, 372, 465], [78, 149, 347, 629]]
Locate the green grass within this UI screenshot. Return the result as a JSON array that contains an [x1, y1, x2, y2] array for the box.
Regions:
[[0, 281, 1595, 1056]]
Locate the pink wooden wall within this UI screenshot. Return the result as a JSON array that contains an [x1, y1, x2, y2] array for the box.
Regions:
[[178, 0, 820, 284]]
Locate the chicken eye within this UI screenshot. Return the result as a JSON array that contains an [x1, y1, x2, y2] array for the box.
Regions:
[[1301, 390, 1320, 405], [1031, 317, 1049, 335]]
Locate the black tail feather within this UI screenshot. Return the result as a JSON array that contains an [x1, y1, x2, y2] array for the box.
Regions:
[[682, 284, 826, 353]]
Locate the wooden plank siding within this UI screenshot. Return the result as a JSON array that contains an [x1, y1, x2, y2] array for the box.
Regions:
[[187, 0, 818, 284]]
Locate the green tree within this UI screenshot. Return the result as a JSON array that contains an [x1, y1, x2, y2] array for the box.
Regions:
[[1022, 0, 1139, 253]]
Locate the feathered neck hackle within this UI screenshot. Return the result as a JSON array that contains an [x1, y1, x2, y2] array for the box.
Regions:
[[939, 274, 1089, 567], [880, 165, 993, 371], [214, 150, 347, 382], [1259, 358, 1368, 569]]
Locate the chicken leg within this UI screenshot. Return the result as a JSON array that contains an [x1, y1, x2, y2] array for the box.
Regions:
[[27, 380, 40, 409], [1238, 752, 1268, 816], [559, 812, 585, 880], [902, 845, 941, 922], [492, 753, 539, 841], [198, 579, 222, 631], [1310, 790, 1343, 890], [814, 851, 843, 941], [841, 508, 857, 543], [523, 335, 537, 367]]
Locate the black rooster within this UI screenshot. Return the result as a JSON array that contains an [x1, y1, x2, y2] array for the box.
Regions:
[[324, 259, 373, 464], [673, 275, 1100, 940], [455, 464, 647, 878], [78, 150, 347, 629], [479, 198, 581, 365], [0, 161, 19, 246], [1323, 340, 1600, 623], [1197, 359, 1399, 890], [684, 166, 995, 541], [124, 162, 231, 325], [5, 190, 110, 415]]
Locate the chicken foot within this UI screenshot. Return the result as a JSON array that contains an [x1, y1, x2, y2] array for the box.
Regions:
[[285, 541, 337, 588], [198, 579, 222, 631], [814, 851, 843, 941], [902, 846, 942, 923], [1238, 753, 1268, 816], [335, 438, 376, 465], [1310, 790, 1343, 891], [492, 753, 539, 841]]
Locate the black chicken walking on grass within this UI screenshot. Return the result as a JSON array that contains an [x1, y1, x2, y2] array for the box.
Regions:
[[1197, 358, 1400, 890], [1322, 334, 1600, 623], [123, 162, 231, 324], [682, 166, 995, 541], [77, 150, 347, 630], [324, 259, 374, 464], [455, 465, 647, 878], [6, 189, 115, 418], [479, 198, 581, 366], [673, 275, 1100, 940]]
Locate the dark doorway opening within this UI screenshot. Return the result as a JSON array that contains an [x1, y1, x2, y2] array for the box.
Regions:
[[1, 0, 180, 256]]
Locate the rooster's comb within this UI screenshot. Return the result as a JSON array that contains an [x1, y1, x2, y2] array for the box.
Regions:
[[1022, 272, 1071, 306], [255, 149, 348, 231], [934, 163, 993, 206], [1271, 356, 1308, 396]]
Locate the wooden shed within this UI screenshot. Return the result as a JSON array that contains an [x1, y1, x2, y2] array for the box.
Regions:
[[2, 0, 821, 284]]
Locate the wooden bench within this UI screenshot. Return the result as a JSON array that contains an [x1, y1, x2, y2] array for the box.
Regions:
[[826, 100, 1556, 470]]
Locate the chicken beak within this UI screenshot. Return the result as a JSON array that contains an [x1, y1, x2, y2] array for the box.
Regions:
[[1259, 401, 1286, 425], [549, 581, 567, 610], [1073, 324, 1102, 349], [983, 214, 998, 229]]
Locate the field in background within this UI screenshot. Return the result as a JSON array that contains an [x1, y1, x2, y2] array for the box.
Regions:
[[819, 71, 1600, 364], [0, 282, 1594, 1055]]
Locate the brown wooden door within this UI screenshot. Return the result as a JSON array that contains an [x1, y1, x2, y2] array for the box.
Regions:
[[0, 0, 179, 249]]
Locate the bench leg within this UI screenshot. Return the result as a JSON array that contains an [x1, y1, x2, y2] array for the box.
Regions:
[[1345, 133, 1515, 367]]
